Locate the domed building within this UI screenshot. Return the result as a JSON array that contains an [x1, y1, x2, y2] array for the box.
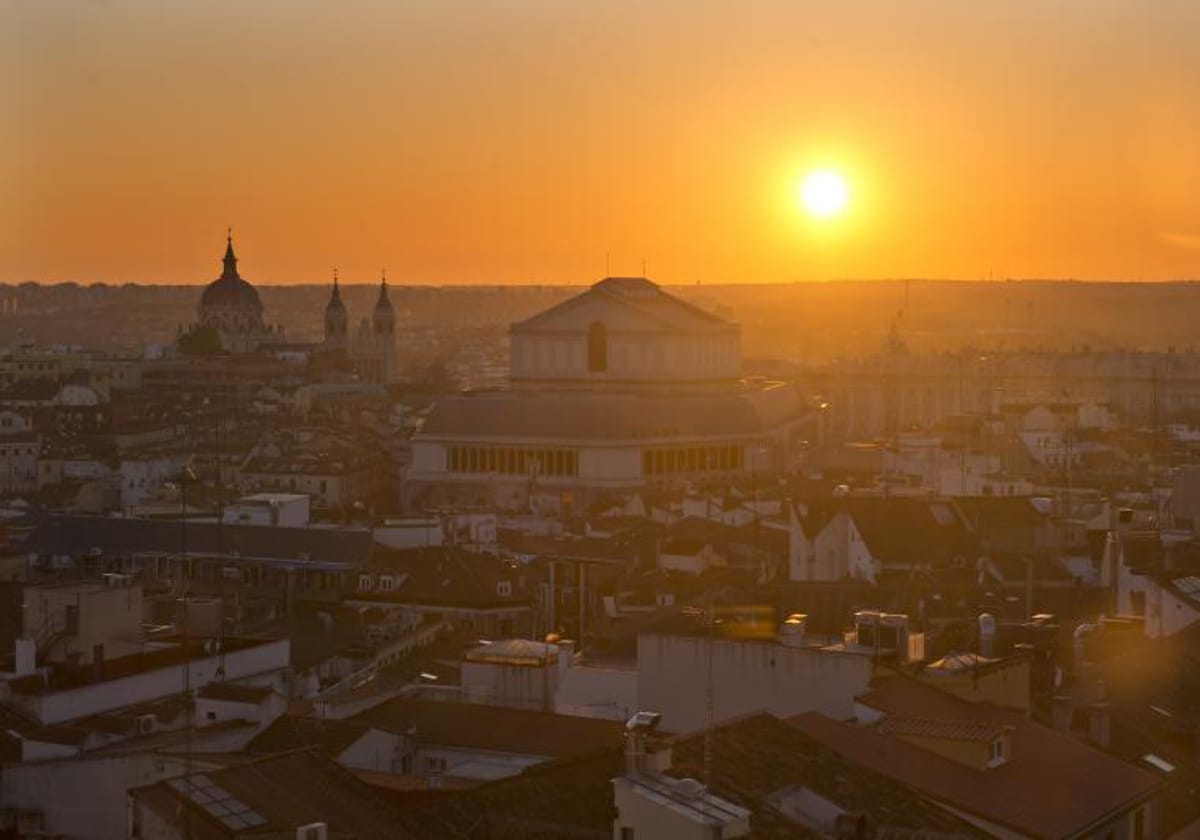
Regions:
[[194, 232, 280, 352], [406, 275, 818, 510]]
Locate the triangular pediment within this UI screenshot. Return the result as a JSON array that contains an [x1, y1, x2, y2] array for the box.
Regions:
[[513, 279, 731, 334]]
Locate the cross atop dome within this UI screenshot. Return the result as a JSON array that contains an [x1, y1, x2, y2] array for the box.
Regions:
[[222, 228, 238, 279]]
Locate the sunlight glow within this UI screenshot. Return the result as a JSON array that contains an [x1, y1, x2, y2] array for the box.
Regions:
[[800, 170, 849, 219]]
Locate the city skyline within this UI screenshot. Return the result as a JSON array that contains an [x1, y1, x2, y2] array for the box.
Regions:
[[4, 1, 1200, 285]]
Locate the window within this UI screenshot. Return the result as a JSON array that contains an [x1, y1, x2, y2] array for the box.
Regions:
[[379, 575, 395, 592], [990, 738, 1004, 764], [358, 574, 373, 591], [425, 757, 447, 774], [497, 580, 512, 597], [587, 322, 608, 372], [1133, 807, 1145, 840], [621, 829, 634, 840]]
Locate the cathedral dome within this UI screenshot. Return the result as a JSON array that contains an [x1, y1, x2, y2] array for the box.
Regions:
[[201, 274, 263, 310], [200, 234, 263, 311]]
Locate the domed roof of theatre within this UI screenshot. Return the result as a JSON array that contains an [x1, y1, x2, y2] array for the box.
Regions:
[[512, 275, 734, 333], [200, 234, 263, 310]]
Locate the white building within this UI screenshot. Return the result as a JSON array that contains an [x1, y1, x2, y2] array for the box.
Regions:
[[408, 277, 816, 509], [636, 627, 873, 733], [222, 492, 311, 527]]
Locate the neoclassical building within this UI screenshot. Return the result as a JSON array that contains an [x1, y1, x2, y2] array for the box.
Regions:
[[510, 276, 740, 392], [193, 233, 281, 353], [406, 276, 816, 511], [321, 272, 397, 385]]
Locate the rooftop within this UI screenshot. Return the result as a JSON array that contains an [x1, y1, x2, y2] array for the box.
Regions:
[[351, 698, 623, 759], [390, 713, 981, 838], [8, 637, 279, 697], [131, 748, 406, 838], [793, 676, 1162, 837]]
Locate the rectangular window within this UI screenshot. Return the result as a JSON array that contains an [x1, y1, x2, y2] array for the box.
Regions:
[[1133, 808, 1145, 840]]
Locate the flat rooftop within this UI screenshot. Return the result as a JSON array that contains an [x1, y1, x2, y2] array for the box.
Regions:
[[8, 636, 282, 696]]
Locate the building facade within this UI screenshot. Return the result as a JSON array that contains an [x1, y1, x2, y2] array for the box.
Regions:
[[407, 277, 817, 510]]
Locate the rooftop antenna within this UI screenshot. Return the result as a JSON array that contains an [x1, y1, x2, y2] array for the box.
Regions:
[[703, 595, 715, 819]]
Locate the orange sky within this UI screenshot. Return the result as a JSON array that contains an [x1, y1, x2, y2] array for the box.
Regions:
[[3, 1, 1200, 285]]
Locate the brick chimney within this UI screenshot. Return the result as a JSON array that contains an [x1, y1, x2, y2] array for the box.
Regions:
[[1051, 695, 1074, 733], [1087, 701, 1111, 749]]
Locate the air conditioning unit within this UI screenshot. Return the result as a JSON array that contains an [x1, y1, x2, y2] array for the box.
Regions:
[[136, 714, 156, 735], [295, 823, 327, 840]]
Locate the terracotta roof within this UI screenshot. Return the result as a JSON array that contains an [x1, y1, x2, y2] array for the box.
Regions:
[[247, 715, 373, 758], [390, 713, 982, 839], [26, 512, 373, 566], [511, 276, 733, 333], [419, 388, 805, 442], [877, 716, 1007, 744], [793, 676, 1163, 837], [351, 698, 623, 758], [130, 749, 407, 838], [196, 683, 275, 704], [359, 545, 532, 609]]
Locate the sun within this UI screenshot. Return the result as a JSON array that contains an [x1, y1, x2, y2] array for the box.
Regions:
[[799, 170, 849, 219]]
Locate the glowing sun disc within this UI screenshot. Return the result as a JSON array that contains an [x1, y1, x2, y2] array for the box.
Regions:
[[800, 170, 849, 219]]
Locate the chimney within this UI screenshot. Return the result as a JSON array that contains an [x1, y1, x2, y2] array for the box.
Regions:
[[92, 643, 105, 682], [14, 638, 36, 677], [777, 613, 807, 648], [978, 613, 996, 659], [1051, 695, 1074, 733], [557, 639, 576, 678], [1087, 702, 1111, 749], [624, 711, 663, 776]]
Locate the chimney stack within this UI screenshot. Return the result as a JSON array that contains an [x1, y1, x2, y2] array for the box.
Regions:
[[624, 711, 663, 776], [978, 613, 996, 659], [92, 643, 105, 683], [1087, 702, 1111, 749], [777, 613, 807, 648], [1051, 695, 1074, 733]]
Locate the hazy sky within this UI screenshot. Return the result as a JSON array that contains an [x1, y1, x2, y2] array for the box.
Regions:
[[4, 0, 1200, 285]]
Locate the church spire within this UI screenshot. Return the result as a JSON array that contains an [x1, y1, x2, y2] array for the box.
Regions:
[[377, 269, 389, 304], [222, 227, 238, 279], [326, 268, 345, 310]]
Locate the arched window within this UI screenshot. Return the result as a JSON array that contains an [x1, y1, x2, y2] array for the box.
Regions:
[[587, 322, 607, 373]]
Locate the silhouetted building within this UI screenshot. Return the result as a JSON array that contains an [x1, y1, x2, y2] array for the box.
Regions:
[[321, 272, 398, 385], [193, 232, 281, 353]]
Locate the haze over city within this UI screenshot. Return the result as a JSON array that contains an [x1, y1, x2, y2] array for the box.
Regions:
[[5, 0, 1200, 285], [5, 3, 1200, 839]]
